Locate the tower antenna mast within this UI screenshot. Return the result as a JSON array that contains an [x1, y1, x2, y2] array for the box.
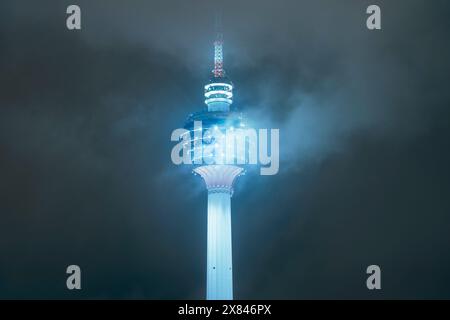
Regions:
[[213, 11, 224, 78]]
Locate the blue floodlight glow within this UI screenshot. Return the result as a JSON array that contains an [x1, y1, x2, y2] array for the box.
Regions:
[[183, 117, 257, 166]]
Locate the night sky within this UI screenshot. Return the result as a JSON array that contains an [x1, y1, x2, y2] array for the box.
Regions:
[[1, 0, 450, 299]]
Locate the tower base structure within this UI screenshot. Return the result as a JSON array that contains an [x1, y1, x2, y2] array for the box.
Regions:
[[194, 165, 243, 300]]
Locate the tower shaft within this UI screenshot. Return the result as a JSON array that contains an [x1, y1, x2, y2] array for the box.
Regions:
[[194, 165, 243, 300], [207, 191, 233, 300]]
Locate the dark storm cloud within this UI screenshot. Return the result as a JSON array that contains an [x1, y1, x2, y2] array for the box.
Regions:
[[1, 0, 450, 299]]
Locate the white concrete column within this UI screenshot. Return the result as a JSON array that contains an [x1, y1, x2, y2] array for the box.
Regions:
[[194, 165, 243, 300]]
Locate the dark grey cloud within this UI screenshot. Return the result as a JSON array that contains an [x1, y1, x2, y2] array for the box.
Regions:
[[1, 0, 450, 299]]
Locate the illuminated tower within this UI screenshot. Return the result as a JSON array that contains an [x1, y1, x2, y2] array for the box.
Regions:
[[185, 25, 244, 300]]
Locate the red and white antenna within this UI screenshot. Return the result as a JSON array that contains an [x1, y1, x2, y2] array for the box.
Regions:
[[213, 12, 224, 78]]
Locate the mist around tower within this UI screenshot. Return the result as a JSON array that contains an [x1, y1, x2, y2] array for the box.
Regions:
[[1, 0, 450, 316]]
